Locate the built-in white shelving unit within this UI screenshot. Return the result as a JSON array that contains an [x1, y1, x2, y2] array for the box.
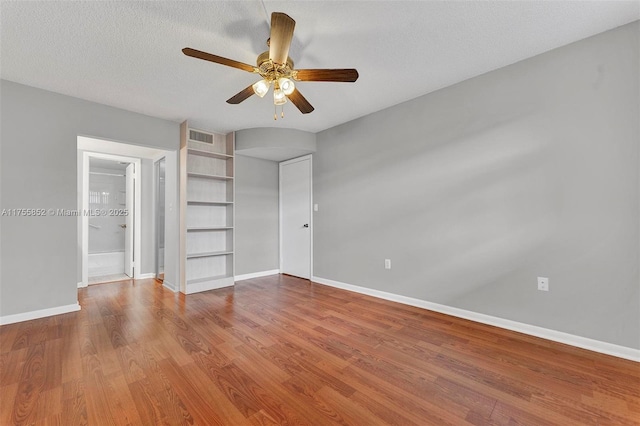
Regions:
[[180, 121, 235, 294]]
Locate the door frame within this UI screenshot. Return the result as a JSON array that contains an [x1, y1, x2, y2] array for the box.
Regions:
[[124, 163, 135, 278], [154, 156, 166, 282], [279, 154, 313, 279], [81, 151, 142, 286]]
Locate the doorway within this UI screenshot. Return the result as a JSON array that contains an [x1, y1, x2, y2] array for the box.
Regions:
[[86, 158, 136, 283], [279, 155, 313, 279], [82, 152, 141, 286], [155, 157, 166, 282], [78, 136, 177, 290]]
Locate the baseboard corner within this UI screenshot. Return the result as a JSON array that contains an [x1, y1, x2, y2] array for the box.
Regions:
[[162, 280, 178, 293], [137, 273, 156, 280]]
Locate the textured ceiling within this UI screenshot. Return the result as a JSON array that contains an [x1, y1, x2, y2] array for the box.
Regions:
[[1, 1, 638, 134]]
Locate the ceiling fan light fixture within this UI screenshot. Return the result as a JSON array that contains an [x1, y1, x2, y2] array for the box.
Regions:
[[273, 87, 287, 105], [252, 79, 270, 97], [278, 77, 295, 95], [183, 12, 358, 117]]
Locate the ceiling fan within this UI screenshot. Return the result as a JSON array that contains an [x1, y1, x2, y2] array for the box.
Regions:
[[182, 12, 359, 119]]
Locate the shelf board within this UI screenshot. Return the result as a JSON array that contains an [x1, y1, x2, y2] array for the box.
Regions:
[[187, 200, 233, 206], [186, 226, 233, 232], [187, 172, 233, 181], [186, 250, 233, 259], [185, 274, 235, 293], [187, 147, 233, 160], [187, 274, 234, 285]]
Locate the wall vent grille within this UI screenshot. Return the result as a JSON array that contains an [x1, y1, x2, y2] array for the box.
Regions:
[[190, 130, 214, 144]]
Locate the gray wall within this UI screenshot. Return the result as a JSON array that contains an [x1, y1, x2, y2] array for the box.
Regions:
[[313, 22, 639, 349], [0, 80, 179, 317], [234, 154, 279, 275]]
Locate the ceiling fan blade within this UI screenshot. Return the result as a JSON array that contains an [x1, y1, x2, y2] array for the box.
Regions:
[[295, 69, 359, 82], [183, 48, 255, 73], [269, 12, 295, 65], [226, 85, 255, 104], [287, 88, 314, 114]]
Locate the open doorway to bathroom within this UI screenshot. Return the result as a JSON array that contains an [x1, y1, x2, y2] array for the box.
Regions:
[[78, 136, 177, 290], [87, 157, 135, 284], [83, 153, 141, 285]]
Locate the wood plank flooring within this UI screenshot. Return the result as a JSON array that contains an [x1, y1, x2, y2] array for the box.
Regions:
[[1, 274, 638, 425]]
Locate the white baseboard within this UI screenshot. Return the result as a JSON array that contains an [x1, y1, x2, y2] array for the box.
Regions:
[[0, 302, 81, 326], [162, 280, 178, 293], [311, 276, 640, 363], [77, 281, 87, 288], [235, 269, 280, 281], [137, 273, 156, 279]]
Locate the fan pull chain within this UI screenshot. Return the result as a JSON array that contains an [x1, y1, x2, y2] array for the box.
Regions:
[[281, 105, 284, 118], [274, 104, 277, 120]]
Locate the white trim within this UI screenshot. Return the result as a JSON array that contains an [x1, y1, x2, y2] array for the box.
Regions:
[[81, 151, 142, 286], [151, 151, 167, 163], [311, 275, 640, 363], [162, 280, 178, 292], [153, 157, 167, 285], [81, 153, 89, 286], [0, 303, 81, 325], [77, 281, 87, 288], [235, 269, 280, 281], [137, 273, 156, 279], [309, 157, 313, 280], [279, 154, 313, 279]]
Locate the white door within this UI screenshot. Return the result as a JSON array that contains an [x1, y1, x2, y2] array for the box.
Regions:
[[124, 163, 135, 277], [280, 155, 312, 279]]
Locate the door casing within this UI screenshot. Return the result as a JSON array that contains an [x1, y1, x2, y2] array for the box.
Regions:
[[81, 152, 141, 286], [124, 163, 135, 277], [279, 154, 313, 279]]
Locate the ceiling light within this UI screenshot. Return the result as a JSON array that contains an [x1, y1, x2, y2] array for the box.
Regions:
[[252, 79, 269, 97], [273, 87, 287, 105], [278, 77, 295, 95]]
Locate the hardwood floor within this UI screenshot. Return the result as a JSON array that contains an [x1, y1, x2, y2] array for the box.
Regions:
[[1, 275, 638, 425]]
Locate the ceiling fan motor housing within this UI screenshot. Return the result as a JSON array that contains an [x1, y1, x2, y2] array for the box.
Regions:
[[257, 51, 296, 81]]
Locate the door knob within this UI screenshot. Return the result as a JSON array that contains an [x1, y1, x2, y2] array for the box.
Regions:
[[303, 224, 309, 228]]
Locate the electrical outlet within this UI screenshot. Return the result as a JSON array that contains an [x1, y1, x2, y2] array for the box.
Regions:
[[384, 259, 391, 270], [537, 277, 549, 291]]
